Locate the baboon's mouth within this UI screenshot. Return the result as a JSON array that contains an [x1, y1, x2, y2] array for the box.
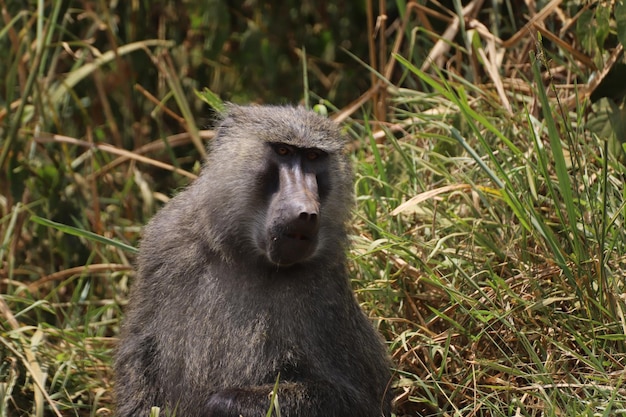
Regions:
[[265, 229, 318, 266], [267, 232, 318, 266], [285, 233, 310, 241]]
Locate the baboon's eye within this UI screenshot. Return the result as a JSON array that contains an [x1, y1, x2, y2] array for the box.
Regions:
[[275, 145, 290, 156], [306, 151, 320, 161]]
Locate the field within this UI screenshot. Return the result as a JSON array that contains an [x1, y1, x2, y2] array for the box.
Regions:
[[1, 1, 625, 416]]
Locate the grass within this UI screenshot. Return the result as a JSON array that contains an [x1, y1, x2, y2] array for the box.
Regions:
[[1, 1, 626, 417], [349, 45, 626, 415]]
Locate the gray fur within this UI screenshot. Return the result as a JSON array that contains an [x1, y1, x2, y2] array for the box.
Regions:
[[114, 105, 392, 417]]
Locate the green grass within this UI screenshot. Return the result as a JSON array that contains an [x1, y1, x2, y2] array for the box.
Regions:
[[349, 46, 626, 416], [1, 1, 626, 417]]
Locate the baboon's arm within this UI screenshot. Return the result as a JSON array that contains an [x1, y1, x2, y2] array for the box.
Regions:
[[115, 335, 163, 417], [204, 381, 382, 417]]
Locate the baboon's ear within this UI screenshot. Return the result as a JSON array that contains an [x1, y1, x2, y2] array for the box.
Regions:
[[222, 103, 245, 119], [212, 104, 242, 142]]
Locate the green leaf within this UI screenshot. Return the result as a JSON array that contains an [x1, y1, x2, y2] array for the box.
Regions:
[[31, 215, 138, 254], [530, 49, 577, 279], [266, 373, 281, 417], [617, 0, 626, 48], [195, 88, 225, 113], [595, 4, 610, 49], [576, 10, 595, 54]]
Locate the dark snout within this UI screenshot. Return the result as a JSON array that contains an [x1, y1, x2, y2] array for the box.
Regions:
[[266, 163, 320, 266]]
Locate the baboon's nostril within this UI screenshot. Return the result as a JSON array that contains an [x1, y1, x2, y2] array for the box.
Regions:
[[299, 212, 318, 224]]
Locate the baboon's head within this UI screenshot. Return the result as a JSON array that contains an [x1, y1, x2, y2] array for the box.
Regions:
[[200, 105, 353, 267]]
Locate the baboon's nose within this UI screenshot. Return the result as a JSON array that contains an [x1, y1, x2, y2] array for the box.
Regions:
[[298, 211, 318, 225]]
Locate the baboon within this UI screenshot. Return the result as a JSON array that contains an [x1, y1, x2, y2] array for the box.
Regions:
[[115, 105, 393, 417]]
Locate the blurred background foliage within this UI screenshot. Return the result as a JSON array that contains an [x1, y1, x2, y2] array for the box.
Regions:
[[0, 0, 373, 274]]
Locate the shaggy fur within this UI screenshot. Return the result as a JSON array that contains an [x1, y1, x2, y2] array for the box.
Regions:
[[114, 105, 392, 417]]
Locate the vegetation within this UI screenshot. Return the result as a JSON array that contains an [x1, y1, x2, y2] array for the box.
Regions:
[[1, 0, 625, 416]]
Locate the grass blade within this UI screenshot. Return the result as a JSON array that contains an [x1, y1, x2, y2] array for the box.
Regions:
[[30, 215, 138, 254]]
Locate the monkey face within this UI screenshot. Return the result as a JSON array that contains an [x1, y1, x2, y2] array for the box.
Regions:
[[256, 142, 330, 266], [198, 105, 352, 268]]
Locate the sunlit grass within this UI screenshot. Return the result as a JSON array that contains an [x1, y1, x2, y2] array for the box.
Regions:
[[351, 44, 626, 416]]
